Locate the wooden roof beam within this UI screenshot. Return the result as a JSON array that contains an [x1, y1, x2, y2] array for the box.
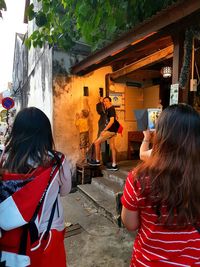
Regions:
[[110, 45, 174, 80]]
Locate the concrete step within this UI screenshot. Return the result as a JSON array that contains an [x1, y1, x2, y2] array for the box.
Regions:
[[101, 160, 140, 186], [77, 183, 119, 225], [101, 169, 127, 187], [76, 160, 140, 226], [92, 177, 123, 196]]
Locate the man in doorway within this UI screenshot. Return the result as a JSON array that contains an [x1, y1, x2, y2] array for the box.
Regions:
[[89, 96, 119, 171]]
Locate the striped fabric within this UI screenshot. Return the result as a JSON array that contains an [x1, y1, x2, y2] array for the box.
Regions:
[[121, 172, 200, 267]]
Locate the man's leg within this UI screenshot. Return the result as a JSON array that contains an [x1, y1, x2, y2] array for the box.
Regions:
[[94, 138, 102, 161], [109, 136, 117, 166], [106, 134, 118, 171], [88, 137, 102, 166]]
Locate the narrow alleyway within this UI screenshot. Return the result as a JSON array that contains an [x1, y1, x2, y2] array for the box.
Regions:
[[62, 191, 135, 267]]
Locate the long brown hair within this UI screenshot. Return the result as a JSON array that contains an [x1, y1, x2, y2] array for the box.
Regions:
[[135, 104, 200, 227]]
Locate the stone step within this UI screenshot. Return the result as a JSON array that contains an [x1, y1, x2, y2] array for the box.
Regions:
[[92, 177, 123, 196], [76, 160, 140, 227], [77, 183, 119, 225], [101, 169, 127, 187], [101, 160, 140, 186]]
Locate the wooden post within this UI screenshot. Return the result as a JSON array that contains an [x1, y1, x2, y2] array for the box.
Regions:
[[172, 32, 187, 102], [105, 74, 110, 96], [191, 38, 195, 82]]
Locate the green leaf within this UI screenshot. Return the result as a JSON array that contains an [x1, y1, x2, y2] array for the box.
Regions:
[[26, 3, 36, 21], [0, 0, 6, 11], [24, 38, 32, 49], [24, 0, 179, 51], [35, 12, 48, 27], [61, 0, 67, 9], [31, 30, 39, 40]]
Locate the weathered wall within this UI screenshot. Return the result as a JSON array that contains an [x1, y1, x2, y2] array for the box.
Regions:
[[28, 44, 53, 122], [12, 33, 29, 111], [23, 0, 53, 122], [53, 67, 109, 169]]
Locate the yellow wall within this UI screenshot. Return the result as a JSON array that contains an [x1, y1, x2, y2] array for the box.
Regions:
[[125, 86, 144, 121], [143, 85, 160, 108]]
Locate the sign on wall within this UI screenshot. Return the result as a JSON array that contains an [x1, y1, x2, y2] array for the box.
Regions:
[[170, 84, 179, 105], [109, 92, 123, 108], [2, 97, 15, 110]]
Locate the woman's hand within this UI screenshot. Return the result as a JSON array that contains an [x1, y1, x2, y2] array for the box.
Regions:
[[143, 130, 151, 141]]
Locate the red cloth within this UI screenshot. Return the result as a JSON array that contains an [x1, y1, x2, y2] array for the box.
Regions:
[[29, 229, 66, 267], [0, 166, 53, 252]]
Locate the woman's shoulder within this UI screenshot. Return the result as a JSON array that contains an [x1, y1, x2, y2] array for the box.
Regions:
[[127, 170, 150, 193]]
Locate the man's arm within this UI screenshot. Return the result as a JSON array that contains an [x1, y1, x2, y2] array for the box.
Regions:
[[96, 102, 105, 115], [96, 97, 104, 115], [103, 117, 114, 131]]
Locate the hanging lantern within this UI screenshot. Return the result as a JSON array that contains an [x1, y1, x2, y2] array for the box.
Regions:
[[161, 66, 172, 78]]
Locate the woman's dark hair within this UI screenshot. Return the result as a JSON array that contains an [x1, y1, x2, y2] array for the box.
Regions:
[[135, 103, 200, 227], [3, 107, 60, 173]]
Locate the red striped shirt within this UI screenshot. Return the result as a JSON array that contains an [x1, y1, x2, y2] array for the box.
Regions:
[[121, 172, 200, 267]]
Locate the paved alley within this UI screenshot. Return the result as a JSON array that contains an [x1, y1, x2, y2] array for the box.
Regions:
[[62, 191, 135, 267]]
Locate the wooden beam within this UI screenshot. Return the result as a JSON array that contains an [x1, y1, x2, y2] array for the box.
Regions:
[[122, 69, 161, 81], [110, 45, 173, 80]]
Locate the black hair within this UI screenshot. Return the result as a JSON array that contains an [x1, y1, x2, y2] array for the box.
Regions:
[[4, 107, 60, 173], [103, 96, 112, 102]]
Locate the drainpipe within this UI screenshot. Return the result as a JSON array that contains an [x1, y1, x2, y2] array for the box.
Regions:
[[105, 74, 110, 96]]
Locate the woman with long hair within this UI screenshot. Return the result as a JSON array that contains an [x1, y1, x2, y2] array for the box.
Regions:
[[0, 107, 71, 266], [121, 103, 200, 266]]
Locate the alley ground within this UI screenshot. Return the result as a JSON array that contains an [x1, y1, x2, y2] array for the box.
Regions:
[[62, 190, 135, 267]]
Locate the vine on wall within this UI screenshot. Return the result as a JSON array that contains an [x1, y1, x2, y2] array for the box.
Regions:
[[179, 25, 200, 89]]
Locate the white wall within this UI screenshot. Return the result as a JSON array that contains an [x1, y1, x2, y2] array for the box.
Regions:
[[28, 45, 53, 122], [26, 0, 53, 123]]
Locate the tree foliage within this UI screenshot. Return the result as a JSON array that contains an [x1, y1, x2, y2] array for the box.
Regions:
[[25, 0, 178, 51], [0, 0, 6, 18]]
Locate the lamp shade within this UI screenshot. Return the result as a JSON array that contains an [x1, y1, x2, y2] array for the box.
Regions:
[[161, 66, 172, 78]]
